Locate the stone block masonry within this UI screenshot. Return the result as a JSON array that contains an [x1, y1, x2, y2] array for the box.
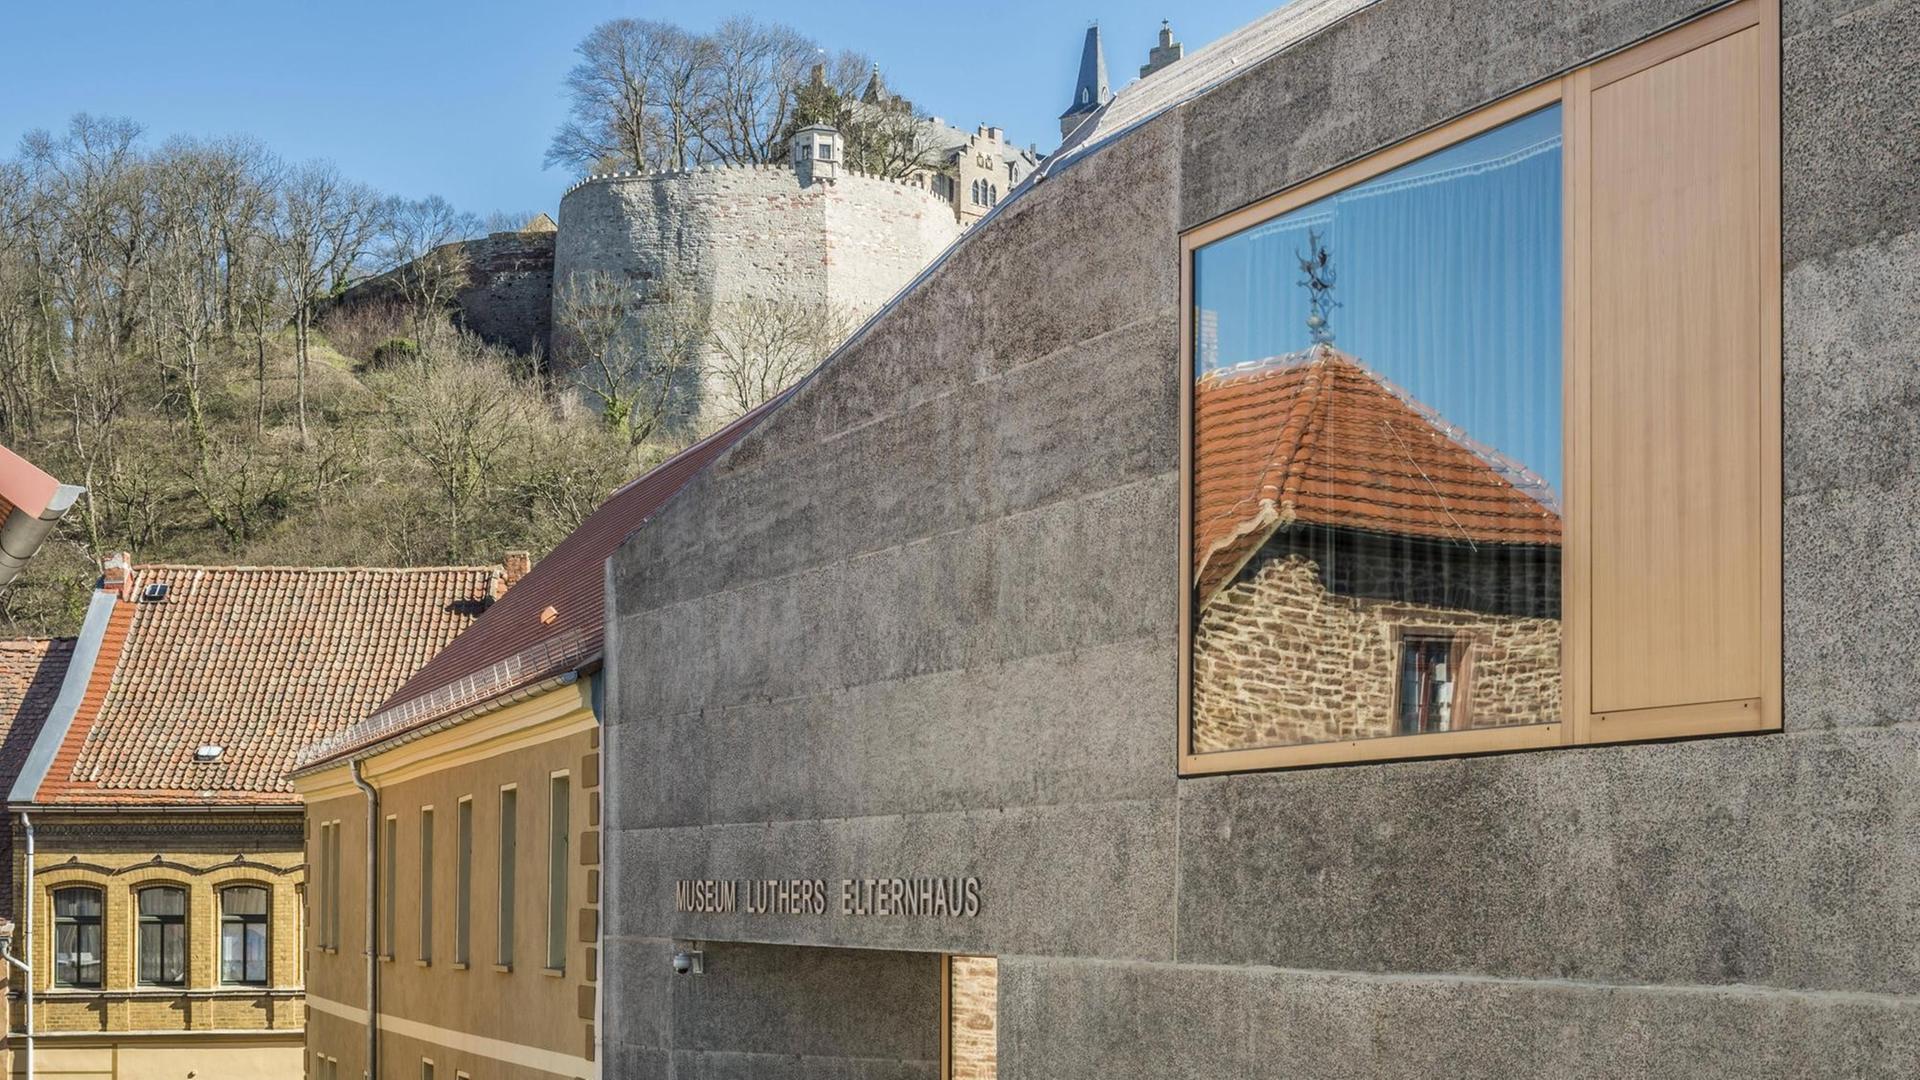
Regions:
[[556, 164, 962, 429]]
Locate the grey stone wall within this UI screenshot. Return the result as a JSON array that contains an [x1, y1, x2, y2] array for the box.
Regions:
[[555, 165, 960, 428], [452, 229, 554, 356], [605, 0, 1920, 1075]]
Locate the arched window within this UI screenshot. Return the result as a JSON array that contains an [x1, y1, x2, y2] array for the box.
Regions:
[[221, 885, 270, 985], [137, 885, 187, 986], [990, 184, 1000, 206], [53, 887, 103, 987]]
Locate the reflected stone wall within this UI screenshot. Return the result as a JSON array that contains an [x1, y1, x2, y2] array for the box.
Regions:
[[1193, 547, 1560, 752]]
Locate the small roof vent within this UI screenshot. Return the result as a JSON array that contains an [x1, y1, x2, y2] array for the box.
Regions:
[[142, 582, 170, 602], [193, 745, 223, 763]]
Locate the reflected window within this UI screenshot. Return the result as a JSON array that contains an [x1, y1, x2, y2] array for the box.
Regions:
[[1190, 105, 1563, 756], [221, 885, 270, 985], [53, 887, 103, 987], [137, 885, 187, 986]]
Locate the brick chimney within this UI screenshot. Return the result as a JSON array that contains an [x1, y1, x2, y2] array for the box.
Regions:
[[101, 551, 134, 601], [493, 551, 532, 601]]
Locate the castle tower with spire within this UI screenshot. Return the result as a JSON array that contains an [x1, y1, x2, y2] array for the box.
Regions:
[[1059, 24, 1113, 140]]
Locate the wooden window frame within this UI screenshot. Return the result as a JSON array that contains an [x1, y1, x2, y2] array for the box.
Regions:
[[1176, 0, 1781, 776], [218, 883, 271, 986], [455, 796, 473, 968], [52, 885, 105, 989], [134, 883, 188, 987], [1386, 626, 1478, 736], [418, 806, 435, 965], [496, 783, 517, 970], [544, 770, 571, 974]]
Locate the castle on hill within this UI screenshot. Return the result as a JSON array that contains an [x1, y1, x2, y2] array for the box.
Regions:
[[342, 23, 1178, 430]]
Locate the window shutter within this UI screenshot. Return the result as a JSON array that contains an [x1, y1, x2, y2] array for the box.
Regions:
[[1577, 12, 1779, 738]]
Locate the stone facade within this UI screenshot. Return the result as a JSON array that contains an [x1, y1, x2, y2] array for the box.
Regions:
[[449, 223, 555, 357], [555, 163, 961, 428]]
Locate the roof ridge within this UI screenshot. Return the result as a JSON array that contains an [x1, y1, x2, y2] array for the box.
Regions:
[[131, 563, 502, 574]]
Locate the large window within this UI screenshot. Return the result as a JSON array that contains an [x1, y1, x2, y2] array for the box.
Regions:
[[221, 885, 270, 985], [496, 786, 517, 968], [53, 886, 103, 987], [137, 886, 187, 986], [545, 774, 570, 972], [1179, 0, 1780, 773]]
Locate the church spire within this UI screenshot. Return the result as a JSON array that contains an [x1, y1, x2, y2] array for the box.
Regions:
[[1058, 23, 1112, 140]]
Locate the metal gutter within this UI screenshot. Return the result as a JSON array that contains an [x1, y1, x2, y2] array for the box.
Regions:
[[289, 670, 583, 780]]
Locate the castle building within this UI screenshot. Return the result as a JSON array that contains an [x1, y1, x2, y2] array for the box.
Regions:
[[1, 556, 506, 1080]]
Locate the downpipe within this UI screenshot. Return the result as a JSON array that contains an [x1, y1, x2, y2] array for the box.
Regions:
[[7, 812, 33, 1080], [350, 762, 378, 1078]]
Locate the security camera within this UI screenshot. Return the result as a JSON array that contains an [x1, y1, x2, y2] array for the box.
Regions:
[[671, 949, 704, 976]]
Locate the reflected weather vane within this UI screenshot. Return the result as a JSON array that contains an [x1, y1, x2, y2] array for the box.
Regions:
[[1296, 227, 1338, 346]]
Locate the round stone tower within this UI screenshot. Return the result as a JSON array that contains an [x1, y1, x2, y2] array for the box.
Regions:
[[553, 152, 962, 429]]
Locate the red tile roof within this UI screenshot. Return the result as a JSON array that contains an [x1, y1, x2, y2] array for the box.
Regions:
[[1193, 347, 1561, 605], [300, 396, 788, 768], [0, 638, 72, 908], [33, 565, 499, 806]]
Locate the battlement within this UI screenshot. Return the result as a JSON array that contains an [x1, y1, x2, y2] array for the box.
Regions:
[[561, 160, 945, 200]]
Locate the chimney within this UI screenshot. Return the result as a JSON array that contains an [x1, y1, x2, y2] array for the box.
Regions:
[[102, 551, 134, 601], [495, 551, 532, 599]]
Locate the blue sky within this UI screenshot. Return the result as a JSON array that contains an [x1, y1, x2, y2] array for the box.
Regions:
[[0, 1, 1289, 220], [1194, 106, 1565, 495]]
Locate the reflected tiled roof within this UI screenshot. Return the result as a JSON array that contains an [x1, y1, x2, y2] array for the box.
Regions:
[[1193, 348, 1561, 604], [35, 565, 498, 805]]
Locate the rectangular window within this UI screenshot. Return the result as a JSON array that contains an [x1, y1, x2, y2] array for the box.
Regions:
[[137, 886, 187, 986], [943, 955, 997, 1080], [497, 785, 517, 968], [422, 1060, 434, 1080], [383, 815, 397, 959], [455, 797, 473, 966], [546, 774, 570, 971], [327, 819, 341, 952], [53, 887, 103, 987], [311, 823, 328, 950], [221, 885, 270, 985], [419, 808, 435, 963], [1178, 0, 1779, 773]]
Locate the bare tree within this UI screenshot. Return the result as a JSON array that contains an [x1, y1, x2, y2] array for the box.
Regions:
[[274, 162, 385, 444], [547, 19, 712, 173], [380, 347, 533, 559], [383, 194, 480, 343], [706, 296, 854, 419], [554, 270, 703, 447], [700, 17, 813, 165]]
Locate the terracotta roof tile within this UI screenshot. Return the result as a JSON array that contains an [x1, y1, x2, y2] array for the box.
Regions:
[[1194, 347, 1561, 604], [35, 565, 497, 806]]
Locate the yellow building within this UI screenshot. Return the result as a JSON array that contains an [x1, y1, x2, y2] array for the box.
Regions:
[[3, 556, 505, 1080], [293, 403, 773, 1080]]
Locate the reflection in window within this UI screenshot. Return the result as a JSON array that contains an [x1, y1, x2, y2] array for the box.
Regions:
[[222, 885, 270, 985], [53, 887, 103, 987], [1190, 106, 1563, 754], [138, 885, 187, 986]]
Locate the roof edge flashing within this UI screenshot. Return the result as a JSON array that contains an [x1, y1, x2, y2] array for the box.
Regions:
[[9, 588, 118, 805]]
